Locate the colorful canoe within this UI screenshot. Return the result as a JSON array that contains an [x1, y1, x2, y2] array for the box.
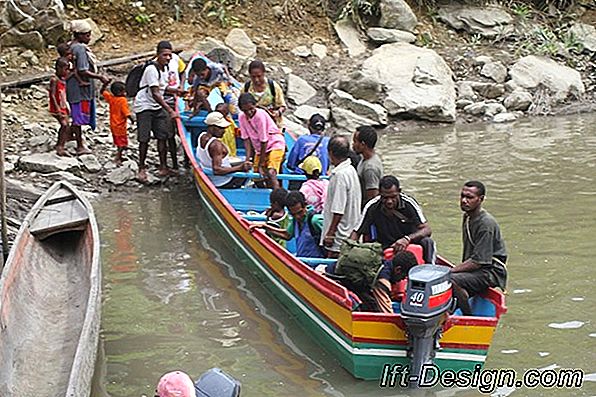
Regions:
[[0, 181, 101, 396], [178, 114, 506, 380]]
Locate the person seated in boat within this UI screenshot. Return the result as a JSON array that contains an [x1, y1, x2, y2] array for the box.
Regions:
[[242, 59, 286, 128], [450, 181, 507, 316], [238, 93, 285, 190], [156, 370, 196, 397], [372, 250, 420, 313], [298, 155, 328, 214], [350, 175, 436, 264], [215, 103, 238, 157], [286, 113, 330, 190], [189, 57, 232, 115], [251, 188, 290, 248], [250, 191, 324, 258], [196, 112, 252, 189]]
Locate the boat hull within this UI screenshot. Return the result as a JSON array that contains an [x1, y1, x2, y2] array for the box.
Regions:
[[181, 118, 505, 380], [0, 181, 101, 397]]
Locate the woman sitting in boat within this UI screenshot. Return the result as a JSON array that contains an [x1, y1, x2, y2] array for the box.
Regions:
[[238, 93, 285, 189], [196, 112, 252, 189], [250, 191, 324, 258], [242, 59, 286, 128]]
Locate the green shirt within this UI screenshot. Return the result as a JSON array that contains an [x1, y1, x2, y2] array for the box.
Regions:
[[267, 211, 291, 248], [286, 207, 323, 237]]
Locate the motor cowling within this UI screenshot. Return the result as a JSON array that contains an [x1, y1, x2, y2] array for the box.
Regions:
[[401, 265, 452, 318]]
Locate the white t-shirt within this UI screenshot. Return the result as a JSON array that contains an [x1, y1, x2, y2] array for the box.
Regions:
[[133, 63, 169, 113]]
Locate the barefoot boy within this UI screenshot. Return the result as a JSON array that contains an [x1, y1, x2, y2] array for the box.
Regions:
[[101, 81, 134, 164]]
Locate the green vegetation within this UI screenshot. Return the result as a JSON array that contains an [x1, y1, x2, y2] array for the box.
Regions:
[[203, 0, 242, 28]]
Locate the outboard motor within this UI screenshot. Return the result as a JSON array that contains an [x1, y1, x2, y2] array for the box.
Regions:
[[401, 265, 453, 388], [195, 368, 241, 397]]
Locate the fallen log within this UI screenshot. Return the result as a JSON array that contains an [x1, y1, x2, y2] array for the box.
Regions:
[[0, 50, 155, 89]]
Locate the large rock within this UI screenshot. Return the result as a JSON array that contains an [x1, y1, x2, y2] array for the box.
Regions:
[[438, 6, 514, 38], [106, 162, 136, 185], [283, 117, 309, 136], [328, 89, 388, 125], [224, 28, 256, 58], [293, 105, 330, 121], [367, 28, 416, 44], [337, 71, 383, 103], [0, 28, 43, 49], [504, 88, 533, 111], [362, 43, 456, 122], [331, 107, 380, 133], [379, 0, 417, 32], [334, 18, 366, 57], [509, 56, 585, 101], [312, 43, 327, 59], [18, 153, 80, 173], [286, 74, 316, 105], [481, 61, 508, 83], [69, 18, 102, 45], [569, 23, 596, 53], [196, 37, 246, 74], [471, 82, 505, 99], [0, 0, 66, 46]]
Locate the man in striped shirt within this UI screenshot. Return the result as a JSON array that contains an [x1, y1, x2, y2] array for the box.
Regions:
[[350, 175, 435, 264]]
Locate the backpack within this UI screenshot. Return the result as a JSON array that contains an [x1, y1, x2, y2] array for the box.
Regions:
[[334, 239, 384, 293], [125, 61, 160, 98], [243, 78, 277, 104]]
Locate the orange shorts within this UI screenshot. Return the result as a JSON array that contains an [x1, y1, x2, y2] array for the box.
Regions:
[[254, 149, 285, 173]]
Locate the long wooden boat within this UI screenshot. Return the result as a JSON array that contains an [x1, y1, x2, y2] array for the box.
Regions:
[[178, 113, 507, 380], [0, 181, 101, 397]]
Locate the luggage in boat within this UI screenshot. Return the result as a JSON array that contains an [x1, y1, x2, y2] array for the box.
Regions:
[[334, 239, 384, 292]]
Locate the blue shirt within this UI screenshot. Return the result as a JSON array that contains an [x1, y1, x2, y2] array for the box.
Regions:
[[287, 134, 330, 175]]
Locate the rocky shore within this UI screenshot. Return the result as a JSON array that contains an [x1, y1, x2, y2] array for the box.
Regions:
[[1, 0, 595, 240]]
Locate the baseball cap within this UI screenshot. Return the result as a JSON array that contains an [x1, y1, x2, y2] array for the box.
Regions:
[[157, 371, 197, 397], [299, 155, 322, 175], [71, 20, 92, 34], [205, 112, 231, 128], [308, 114, 326, 132]]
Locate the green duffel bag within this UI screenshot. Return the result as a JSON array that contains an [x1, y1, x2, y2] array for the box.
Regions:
[[334, 239, 384, 292]]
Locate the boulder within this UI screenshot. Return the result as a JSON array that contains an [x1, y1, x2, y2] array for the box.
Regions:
[[311, 43, 327, 59], [328, 89, 388, 125], [481, 61, 507, 83], [438, 6, 514, 38], [69, 18, 102, 45], [569, 23, 596, 53], [293, 105, 330, 121], [509, 55, 585, 101], [78, 154, 102, 173], [334, 18, 366, 57], [367, 28, 416, 44], [337, 71, 383, 103], [283, 117, 309, 136], [503, 88, 533, 111], [286, 74, 316, 105], [195, 37, 246, 74], [362, 43, 456, 122], [379, 0, 417, 32], [291, 45, 311, 58], [0, 28, 43, 49], [331, 107, 380, 133], [471, 82, 505, 99], [224, 28, 256, 58], [493, 112, 517, 123], [463, 102, 487, 116], [106, 163, 136, 185], [18, 153, 80, 173]]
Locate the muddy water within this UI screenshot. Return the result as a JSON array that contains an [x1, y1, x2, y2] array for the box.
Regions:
[[94, 114, 596, 396]]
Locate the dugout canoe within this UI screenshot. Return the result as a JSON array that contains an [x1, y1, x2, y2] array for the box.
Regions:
[[178, 113, 507, 381], [0, 181, 101, 397]]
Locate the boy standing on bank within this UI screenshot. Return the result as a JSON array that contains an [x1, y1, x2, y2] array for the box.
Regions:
[[101, 81, 134, 164]]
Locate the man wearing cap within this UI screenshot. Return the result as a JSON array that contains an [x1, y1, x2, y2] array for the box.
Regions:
[[196, 112, 252, 189], [286, 113, 330, 185], [134, 41, 185, 182], [299, 155, 328, 213], [66, 20, 110, 155]]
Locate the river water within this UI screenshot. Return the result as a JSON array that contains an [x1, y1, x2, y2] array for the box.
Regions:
[[94, 114, 596, 397]]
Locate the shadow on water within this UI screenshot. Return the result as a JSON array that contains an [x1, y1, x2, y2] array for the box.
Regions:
[[94, 113, 596, 397]]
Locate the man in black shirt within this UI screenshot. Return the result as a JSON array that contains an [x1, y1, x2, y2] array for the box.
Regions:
[[351, 175, 435, 263], [451, 180, 507, 315]]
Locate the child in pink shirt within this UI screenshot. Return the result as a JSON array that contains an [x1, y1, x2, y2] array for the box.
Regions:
[[238, 93, 285, 189], [299, 155, 329, 213]]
